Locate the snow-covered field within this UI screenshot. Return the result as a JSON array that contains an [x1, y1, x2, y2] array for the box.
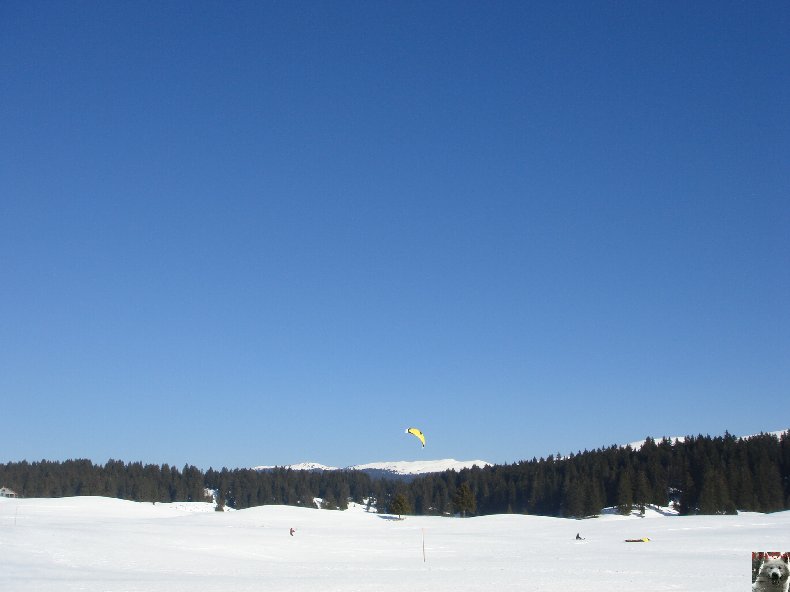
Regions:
[[1, 496, 788, 591]]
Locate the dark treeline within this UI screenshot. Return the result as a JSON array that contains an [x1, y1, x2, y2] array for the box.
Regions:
[[0, 459, 208, 503], [204, 467, 373, 511], [403, 431, 790, 517], [2, 431, 788, 517]]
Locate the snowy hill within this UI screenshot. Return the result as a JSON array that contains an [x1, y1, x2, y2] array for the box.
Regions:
[[1, 494, 787, 591], [253, 458, 491, 480]]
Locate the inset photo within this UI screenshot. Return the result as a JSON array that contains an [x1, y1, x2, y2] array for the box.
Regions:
[[752, 552, 789, 591]]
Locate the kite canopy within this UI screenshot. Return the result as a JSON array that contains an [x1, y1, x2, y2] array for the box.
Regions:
[[405, 427, 426, 447]]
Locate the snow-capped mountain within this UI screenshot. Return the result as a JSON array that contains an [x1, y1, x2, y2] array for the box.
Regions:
[[349, 459, 491, 475], [252, 462, 338, 472], [348, 459, 491, 481], [253, 458, 491, 480]]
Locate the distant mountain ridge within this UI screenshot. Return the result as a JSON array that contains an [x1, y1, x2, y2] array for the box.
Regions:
[[253, 462, 337, 472], [253, 458, 491, 480]]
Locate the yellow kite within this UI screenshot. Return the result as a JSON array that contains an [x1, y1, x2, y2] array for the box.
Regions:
[[405, 427, 426, 447]]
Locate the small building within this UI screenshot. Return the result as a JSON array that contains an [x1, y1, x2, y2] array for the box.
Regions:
[[0, 487, 18, 498]]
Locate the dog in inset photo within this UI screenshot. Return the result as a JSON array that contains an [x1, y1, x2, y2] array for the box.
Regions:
[[753, 554, 790, 592]]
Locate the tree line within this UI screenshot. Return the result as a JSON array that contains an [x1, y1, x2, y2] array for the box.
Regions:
[[397, 431, 790, 517], [1, 431, 788, 517]]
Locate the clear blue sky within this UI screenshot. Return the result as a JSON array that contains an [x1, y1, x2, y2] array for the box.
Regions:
[[1, 1, 788, 470]]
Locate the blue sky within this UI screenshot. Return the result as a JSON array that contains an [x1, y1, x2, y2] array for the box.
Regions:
[[1, 1, 788, 470]]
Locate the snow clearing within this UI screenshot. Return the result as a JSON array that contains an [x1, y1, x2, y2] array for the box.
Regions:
[[1, 496, 788, 591]]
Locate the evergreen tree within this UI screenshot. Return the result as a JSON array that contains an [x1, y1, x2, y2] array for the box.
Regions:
[[616, 470, 633, 516], [560, 468, 584, 518], [753, 445, 784, 512], [634, 470, 651, 516], [677, 470, 696, 515], [321, 492, 338, 510], [389, 493, 411, 519], [453, 483, 476, 517], [583, 478, 604, 517]]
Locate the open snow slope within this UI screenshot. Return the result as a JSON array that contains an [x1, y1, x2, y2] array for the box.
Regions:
[[1, 496, 788, 592]]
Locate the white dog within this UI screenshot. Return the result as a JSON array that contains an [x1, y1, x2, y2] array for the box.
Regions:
[[753, 555, 790, 592]]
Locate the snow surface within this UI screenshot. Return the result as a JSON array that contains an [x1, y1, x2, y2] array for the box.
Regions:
[[2, 496, 788, 591]]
